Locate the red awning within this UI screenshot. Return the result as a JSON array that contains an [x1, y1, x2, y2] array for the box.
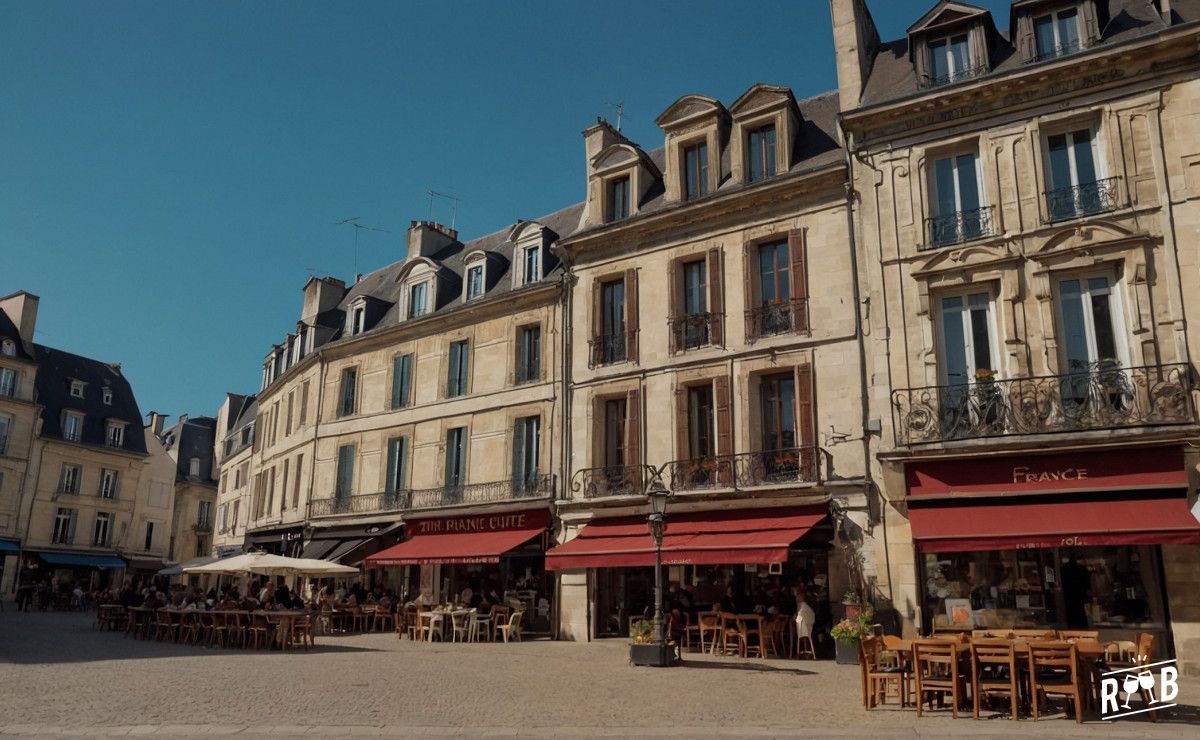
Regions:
[[909, 494, 1200, 553], [545, 505, 827, 571], [365, 528, 542, 567]]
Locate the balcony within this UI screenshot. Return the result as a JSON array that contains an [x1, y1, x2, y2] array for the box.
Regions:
[[669, 313, 714, 353], [919, 64, 988, 89], [1046, 177, 1120, 222], [667, 447, 822, 492], [1030, 39, 1082, 64], [193, 522, 213, 534], [571, 465, 648, 499], [308, 474, 555, 519], [924, 206, 994, 249], [892, 362, 1194, 445], [588, 331, 636, 368], [745, 298, 808, 341]]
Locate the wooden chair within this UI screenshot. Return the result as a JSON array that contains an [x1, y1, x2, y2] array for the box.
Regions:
[[212, 611, 234, 648], [154, 610, 177, 642], [491, 605, 511, 635], [373, 605, 396, 633], [913, 639, 965, 718], [1011, 629, 1057, 640], [290, 614, 314, 649], [1131, 632, 1159, 722], [880, 635, 915, 702], [1058, 630, 1099, 641], [496, 610, 524, 643], [970, 638, 1020, 720], [691, 612, 719, 654], [351, 605, 371, 632], [738, 616, 766, 658], [1028, 641, 1083, 723], [248, 613, 272, 649], [714, 612, 746, 657], [861, 636, 910, 709]]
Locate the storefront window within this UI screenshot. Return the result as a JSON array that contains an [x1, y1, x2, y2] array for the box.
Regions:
[[920, 545, 1167, 634]]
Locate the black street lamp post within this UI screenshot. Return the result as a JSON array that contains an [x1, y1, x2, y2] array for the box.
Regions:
[[646, 476, 670, 646]]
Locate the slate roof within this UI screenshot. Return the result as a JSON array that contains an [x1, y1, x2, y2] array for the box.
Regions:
[[159, 415, 218, 485], [0, 311, 34, 362], [222, 393, 257, 455], [32, 344, 147, 455], [859, 0, 1196, 108]]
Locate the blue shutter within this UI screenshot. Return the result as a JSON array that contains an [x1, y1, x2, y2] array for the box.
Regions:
[[392, 355, 412, 409], [336, 444, 355, 502]]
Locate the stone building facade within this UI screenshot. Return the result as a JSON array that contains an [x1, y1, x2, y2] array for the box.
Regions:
[[832, 0, 1200, 672], [213, 393, 256, 557]]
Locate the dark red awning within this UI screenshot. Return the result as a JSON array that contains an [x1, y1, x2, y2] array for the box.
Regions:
[[365, 528, 542, 567], [545, 505, 827, 571], [908, 494, 1200, 553]]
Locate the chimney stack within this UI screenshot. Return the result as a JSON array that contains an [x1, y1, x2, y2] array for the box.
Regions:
[[301, 276, 347, 322], [147, 411, 167, 437], [0, 290, 39, 349], [829, 0, 880, 113], [582, 118, 622, 180], [406, 221, 458, 261]]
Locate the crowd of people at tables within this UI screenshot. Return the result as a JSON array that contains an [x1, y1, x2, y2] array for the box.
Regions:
[[658, 579, 823, 653]]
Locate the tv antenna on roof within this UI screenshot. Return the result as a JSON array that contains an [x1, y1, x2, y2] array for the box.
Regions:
[[604, 100, 625, 132], [425, 190, 460, 230], [335, 217, 390, 278]]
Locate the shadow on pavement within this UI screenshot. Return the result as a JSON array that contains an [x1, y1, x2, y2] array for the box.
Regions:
[[676, 659, 818, 676]]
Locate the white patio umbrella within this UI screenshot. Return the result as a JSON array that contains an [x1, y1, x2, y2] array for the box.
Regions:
[[181, 552, 357, 578]]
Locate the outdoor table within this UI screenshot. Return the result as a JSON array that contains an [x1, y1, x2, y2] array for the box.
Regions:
[[418, 610, 450, 641], [255, 610, 308, 650], [736, 614, 768, 658], [96, 604, 125, 632], [125, 607, 155, 639]]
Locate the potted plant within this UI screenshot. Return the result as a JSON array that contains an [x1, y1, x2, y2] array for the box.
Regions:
[[830, 606, 874, 665], [841, 589, 862, 620], [628, 618, 677, 667]]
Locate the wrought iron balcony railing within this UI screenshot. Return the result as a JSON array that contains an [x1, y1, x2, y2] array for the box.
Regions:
[[745, 298, 809, 341], [925, 206, 994, 249], [588, 330, 636, 368], [669, 313, 715, 353], [666, 447, 822, 492], [307, 474, 555, 518], [892, 362, 1194, 445], [919, 64, 989, 89], [193, 522, 213, 534], [571, 465, 648, 499], [1046, 177, 1120, 222], [1030, 39, 1082, 64]]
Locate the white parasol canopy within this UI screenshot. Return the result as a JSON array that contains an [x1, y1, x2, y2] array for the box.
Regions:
[[182, 552, 357, 577]]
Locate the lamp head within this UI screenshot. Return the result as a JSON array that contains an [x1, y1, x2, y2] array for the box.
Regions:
[[646, 476, 670, 517]]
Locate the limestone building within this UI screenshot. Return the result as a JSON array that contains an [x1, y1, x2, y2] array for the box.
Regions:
[[213, 393, 256, 558], [832, 0, 1200, 672]]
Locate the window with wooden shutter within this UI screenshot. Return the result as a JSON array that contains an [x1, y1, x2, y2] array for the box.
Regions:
[[707, 248, 724, 345], [794, 363, 817, 480], [674, 386, 689, 459], [624, 269, 639, 362], [625, 388, 641, 469], [788, 229, 809, 333], [714, 375, 733, 486], [336, 444, 355, 503], [392, 354, 413, 408]]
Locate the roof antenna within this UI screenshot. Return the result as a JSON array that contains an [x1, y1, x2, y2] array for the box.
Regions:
[[604, 100, 625, 132], [425, 190, 461, 230], [335, 217, 390, 278]]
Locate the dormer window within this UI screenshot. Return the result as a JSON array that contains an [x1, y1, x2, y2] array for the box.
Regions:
[[607, 176, 630, 222], [747, 124, 777, 183], [70, 380, 85, 399], [63, 411, 84, 442], [927, 34, 972, 87], [408, 282, 429, 318], [522, 246, 541, 284], [1033, 7, 1080, 61], [0, 339, 14, 356], [106, 421, 126, 448], [466, 265, 484, 300], [351, 304, 366, 335], [683, 141, 710, 200], [101, 387, 112, 405]]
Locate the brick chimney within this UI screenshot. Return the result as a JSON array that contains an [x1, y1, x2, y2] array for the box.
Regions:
[[829, 0, 880, 113], [301, 276, 346, 321], [0, 290, 39, 348], [407, 221, 458, 260]]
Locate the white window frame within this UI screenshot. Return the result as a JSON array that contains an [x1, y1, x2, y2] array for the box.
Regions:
[[98, 468, 119, 499], [60, 463, 82, 494], [407, 280, 431, 319], [464, 262, 485, 301], [1033, 7, 1080, 58], [1052, 269, 1130, 371], [52, 508, 74, 544], [350, 302, 366, 335], [1042, 124, 1104, 191], [63, 411, 84, 443], [101, 387, 112, 405], [521, 245, 541, 285], [93, 511, 111, 547], [929, 146, 985, 218], [933, 287, 1001, 386], [189, 457, 201, 477], [927, 32, 973, 82], [69, 380, 85, 399], [106, 421, 126, 448], [0, 367, 15, 397]]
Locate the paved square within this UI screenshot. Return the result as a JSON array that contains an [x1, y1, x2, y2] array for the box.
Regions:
[[0, 612, 1196, 737]]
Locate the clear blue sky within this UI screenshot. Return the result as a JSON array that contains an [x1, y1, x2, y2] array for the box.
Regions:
[[1, 0, 1011, 423]]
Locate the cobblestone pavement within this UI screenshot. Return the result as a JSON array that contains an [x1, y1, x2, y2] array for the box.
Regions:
[[0, 611, 1197, 738]]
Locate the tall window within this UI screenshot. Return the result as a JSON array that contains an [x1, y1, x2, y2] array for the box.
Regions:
[[516, 325, 541, 384], [466, 265, 484, 300], [198, 500, 212, 527], [747, 123, 777, 182], [351, 305, 365, 335], [927, 34, 971, 86], [512, 416, 540, 492], [603, 398, 628, 468], [338, 367, 357, 417], [386, 437, 407, 494], [677, 259, 709, 349], [0, 414, 10, 454], [195, 537, 207, 558], [939, 292, 997, 386], [1057, 275, 1121, 373], [59, 464, 82, 494], [756, 240, 792, 335], [687, 385, 715, 459], [444, 427, 467, 492], [391, 354, 413, 409], [293, 454, 303, 509], [107, 421, 126, 448], [0, 367, 15, 397], [607, 176, 630, 222], [63, 412, 83, 443], [144, 522, 154, 551], [408, 282, 428, 318], [1046, 128, 1103, 220], [599, 279, 626, 364], [189, 457, 201, 478], [93, 512, 111, 547], [299, 380, 310, 426], [523, 247, 540, 284], [684, 141, 709, 199], [52, 508, 75, 544], [285, 392, 294, 435], [1034, 8, 1080, 60], [447, 340, 470, 397], [98, 469, 119, 499], [930, 151, 984, 245], [760, 374, 796, 452], [335, 444, 355, 503]]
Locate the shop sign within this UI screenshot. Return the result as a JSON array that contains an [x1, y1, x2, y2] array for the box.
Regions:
[[1101, 660, 1178, 720], [907, 447, 1185, 497], [410, 509, 550, 536]]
